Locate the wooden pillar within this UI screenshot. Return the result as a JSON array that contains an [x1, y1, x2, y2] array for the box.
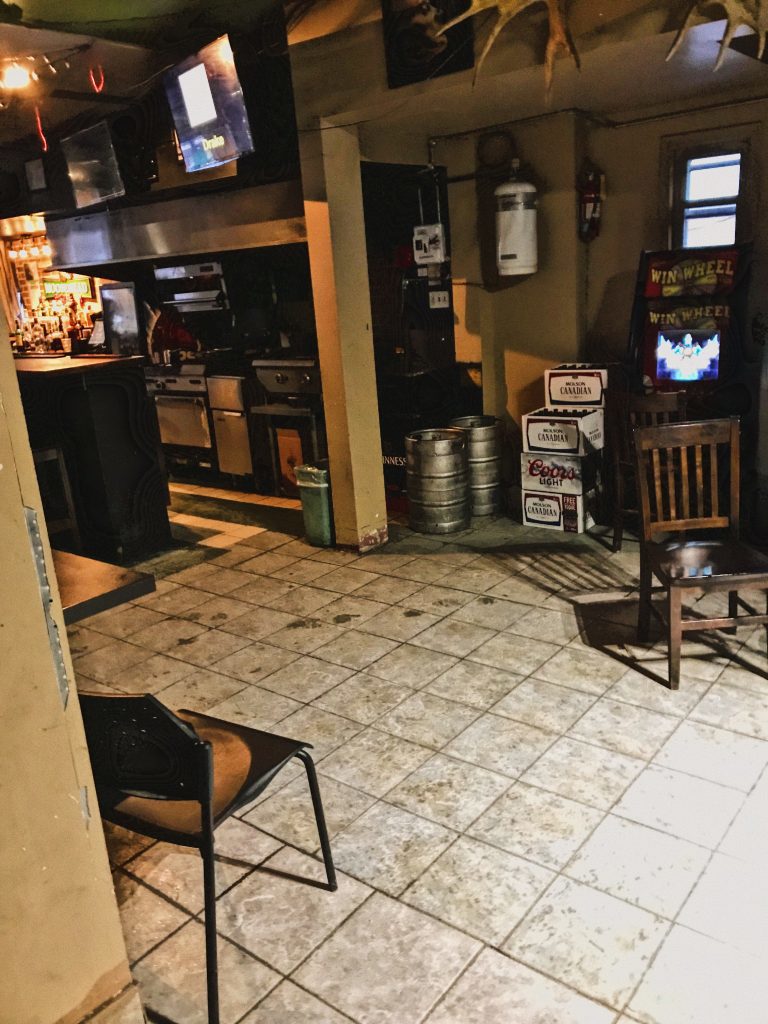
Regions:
[[0, 338, 140, 1024], [300, 124, 388, 551]]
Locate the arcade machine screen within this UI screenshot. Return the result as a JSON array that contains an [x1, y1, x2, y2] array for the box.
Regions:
[[655, 329, 720, 384]]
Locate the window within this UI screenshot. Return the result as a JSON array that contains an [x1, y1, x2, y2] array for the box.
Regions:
[[677, 151, 742, 248]]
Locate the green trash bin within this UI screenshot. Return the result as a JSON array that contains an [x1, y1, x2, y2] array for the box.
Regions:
[[295, 460, 335, 547]]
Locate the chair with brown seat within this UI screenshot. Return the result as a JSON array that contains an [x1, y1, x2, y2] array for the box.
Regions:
[[634, 416, 768, 689], [611, 390, 687, 551], [78, 693, 337, 1024]]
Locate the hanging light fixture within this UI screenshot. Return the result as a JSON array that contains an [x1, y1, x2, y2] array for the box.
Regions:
[[1, 62, 32, 90]]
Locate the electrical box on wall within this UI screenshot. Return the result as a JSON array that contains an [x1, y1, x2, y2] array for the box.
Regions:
[[413, 223, 446, 265]]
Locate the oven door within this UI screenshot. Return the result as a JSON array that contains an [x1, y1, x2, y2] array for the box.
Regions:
[[154, 395, 212, 449]]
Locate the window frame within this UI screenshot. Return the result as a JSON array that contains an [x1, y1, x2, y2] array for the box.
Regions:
[[670, 143, 747, 250]]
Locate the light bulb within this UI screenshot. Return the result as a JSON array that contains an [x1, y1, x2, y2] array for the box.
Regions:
[[18, 248, 28, 259], [2, 63, 32, 90], [30, 246, 40, 257], [8, 250, 17, 259], [42, 244, 52, 257]]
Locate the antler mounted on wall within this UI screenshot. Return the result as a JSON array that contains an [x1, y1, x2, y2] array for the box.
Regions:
[[667, 0, 768, 69], [439, 0, 579, 89]]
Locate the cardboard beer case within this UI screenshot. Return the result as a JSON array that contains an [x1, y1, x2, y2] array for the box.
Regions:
[[544, 363, 612, 408], [520, 452, 599, 496], [522, 407, 604, 455], [521, 489, 596, 533]]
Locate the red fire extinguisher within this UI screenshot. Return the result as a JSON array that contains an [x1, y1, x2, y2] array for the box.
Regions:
[[577, 167, 604, 242]]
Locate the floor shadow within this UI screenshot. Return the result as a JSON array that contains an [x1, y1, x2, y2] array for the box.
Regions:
[[170, 491, 305, 535], [254, 861, 334, 892], [570, 590, 763, 685]]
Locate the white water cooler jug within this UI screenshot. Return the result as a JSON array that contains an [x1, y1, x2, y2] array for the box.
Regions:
[[494, 174, 538, 276]]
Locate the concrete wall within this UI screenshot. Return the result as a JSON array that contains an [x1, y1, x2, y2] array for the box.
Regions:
[[0, 335, 139, 1023]]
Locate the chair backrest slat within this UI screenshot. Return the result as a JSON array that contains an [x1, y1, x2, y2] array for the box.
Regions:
[[710, 443, 719, 518], [650, 448, 663, 520], [680, 445, 690, 519], [694, 445, 704, 515], [729, 417, 741, 535], [633, 417, 739, 541], [665, 447, 677, 520]]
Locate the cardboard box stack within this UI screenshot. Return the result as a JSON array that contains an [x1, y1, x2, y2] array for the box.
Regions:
[[520, 364, 610, 533]]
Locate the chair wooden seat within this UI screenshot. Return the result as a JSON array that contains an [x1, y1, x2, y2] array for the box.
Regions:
[[635, 416, 768, 688], [650, 539, 768, 588]]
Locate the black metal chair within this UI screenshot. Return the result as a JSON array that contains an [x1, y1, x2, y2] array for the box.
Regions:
[[78, 693, 337, 1024]]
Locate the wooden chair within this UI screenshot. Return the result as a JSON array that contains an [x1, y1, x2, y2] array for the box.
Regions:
[[79, 693, 337, 1024], [611, 391, 687, 551], [634, 416, 768, 689]]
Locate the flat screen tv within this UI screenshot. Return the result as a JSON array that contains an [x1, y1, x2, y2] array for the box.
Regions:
[[164, 35, 254, 173], [655, 329, 720, 383], [61, 121, 126, 209]]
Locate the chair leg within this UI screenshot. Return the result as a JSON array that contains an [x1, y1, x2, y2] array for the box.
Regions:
[[728, 591, 738, 635], [612, 471, 624, 552], [667, 587, 682, 691], [296, 749, 338, 891], [202, 836, 220, 1024], [638, 556, 652, 642]]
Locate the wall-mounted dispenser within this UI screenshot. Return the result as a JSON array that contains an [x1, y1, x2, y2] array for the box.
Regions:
[[494, 159, 538, 276]]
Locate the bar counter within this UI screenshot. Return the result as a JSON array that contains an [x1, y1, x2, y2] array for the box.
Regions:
[[16, 354, 172, 563], [14, 354, 143, 375]]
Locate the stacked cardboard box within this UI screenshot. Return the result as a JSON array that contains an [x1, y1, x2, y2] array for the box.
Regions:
[[520, 364, 610, 533]]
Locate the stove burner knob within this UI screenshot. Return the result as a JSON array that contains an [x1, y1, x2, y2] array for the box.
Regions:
[[301, 373, 312, 385], [275, 372, 288, 384]]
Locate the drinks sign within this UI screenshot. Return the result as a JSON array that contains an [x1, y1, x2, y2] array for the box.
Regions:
[[521, 453, 597, 495], [42, 276, 92, 298]]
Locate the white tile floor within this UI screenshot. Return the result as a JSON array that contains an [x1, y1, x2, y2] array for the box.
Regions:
[[72, 515, 768, 1024]]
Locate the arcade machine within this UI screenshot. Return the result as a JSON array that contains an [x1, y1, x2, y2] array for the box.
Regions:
[[628, 243, 764, 533]]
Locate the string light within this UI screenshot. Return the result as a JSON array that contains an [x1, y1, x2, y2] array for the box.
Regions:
[[0, 43, 91, 87], [1, 62, 31, 90], [34, 106, 48, 153], [88, 65, 105, 94]]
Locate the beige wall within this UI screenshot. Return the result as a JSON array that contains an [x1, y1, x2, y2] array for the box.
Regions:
[[0, 337, 139, 1023], [434, 112, 585, 431]]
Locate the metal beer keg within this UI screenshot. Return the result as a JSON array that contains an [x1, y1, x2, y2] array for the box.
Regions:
[[405, 428, 470, 534], [450, 415, 502, 516]]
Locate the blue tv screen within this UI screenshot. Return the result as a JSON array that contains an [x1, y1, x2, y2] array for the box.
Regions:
[[656, 329, 720, 383], [164, 35, 254, 173]]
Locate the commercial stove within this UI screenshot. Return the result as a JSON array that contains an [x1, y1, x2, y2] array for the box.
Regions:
[[250, 358, 325, 493], [145, 362, 213, 464], [145, 353, 254, 477]]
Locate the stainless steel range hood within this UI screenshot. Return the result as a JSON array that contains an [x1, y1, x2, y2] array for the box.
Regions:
[[47, 181, 307, 270]]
